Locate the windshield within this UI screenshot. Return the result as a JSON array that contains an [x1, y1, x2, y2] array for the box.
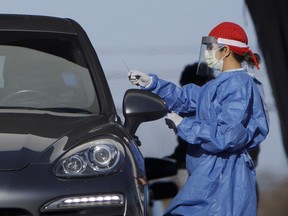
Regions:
[[0, 45, 99, 114]]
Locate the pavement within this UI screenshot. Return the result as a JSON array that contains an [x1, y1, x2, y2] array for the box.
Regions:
[[257, 174, 288, 216]]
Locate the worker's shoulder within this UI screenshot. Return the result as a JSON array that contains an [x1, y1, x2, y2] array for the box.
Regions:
[[216, 70, 251, 85]]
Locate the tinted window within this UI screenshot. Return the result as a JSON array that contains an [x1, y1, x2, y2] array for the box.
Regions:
[[0, 33, 99, 114]]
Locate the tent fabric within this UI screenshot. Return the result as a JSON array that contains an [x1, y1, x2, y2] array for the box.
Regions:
[[245, 0, 288, 156]]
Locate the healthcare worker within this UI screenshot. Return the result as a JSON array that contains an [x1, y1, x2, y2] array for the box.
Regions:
[[128, 22, 269, 216]]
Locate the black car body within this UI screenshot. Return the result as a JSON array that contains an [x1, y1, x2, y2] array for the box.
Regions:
[[0, 14, 169, 216]]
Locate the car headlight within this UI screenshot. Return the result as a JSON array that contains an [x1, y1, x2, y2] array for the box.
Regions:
[[54, 138, 125, 177]]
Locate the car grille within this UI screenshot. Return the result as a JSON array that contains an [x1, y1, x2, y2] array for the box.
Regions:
[[0, 209, 31, 216]]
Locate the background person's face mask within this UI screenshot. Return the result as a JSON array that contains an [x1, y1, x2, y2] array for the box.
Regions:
[[205, 47, 225, 71]]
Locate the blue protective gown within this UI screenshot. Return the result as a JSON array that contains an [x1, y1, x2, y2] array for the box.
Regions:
[[144, 69, 269, 216]]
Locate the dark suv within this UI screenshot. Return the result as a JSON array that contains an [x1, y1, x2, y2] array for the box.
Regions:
[[0, 14, 171, 216]]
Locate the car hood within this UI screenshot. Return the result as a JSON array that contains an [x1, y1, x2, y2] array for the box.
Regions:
[[0, 112, 109, 170]]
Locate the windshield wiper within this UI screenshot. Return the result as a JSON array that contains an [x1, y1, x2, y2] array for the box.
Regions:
[[0, 106, 92, 114], [39, 107, 93, 114]]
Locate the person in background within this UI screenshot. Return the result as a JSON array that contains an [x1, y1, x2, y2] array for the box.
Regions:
[[128, 22, 269, 216]]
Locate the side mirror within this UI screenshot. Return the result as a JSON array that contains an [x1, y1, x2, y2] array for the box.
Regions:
[[123, 89, 168, 135]]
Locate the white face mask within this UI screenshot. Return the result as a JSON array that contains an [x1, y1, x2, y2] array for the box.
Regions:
[[204, 47, 225, 71]]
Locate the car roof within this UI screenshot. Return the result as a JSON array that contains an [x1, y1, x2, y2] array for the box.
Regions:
[[0, 14, 77, 34]]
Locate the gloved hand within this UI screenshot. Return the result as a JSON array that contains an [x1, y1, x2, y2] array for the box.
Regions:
[[128, 70, 152, 87], [165, 112, 183, 134]]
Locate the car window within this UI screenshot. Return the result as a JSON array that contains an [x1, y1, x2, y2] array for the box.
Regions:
[[0, 45, 99, 114]]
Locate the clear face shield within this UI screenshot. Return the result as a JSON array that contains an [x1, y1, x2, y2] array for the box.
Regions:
[[196, 36, 224, 77]]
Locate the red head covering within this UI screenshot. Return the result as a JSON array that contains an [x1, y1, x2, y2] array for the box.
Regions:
[[209, 22, 259, 69]]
